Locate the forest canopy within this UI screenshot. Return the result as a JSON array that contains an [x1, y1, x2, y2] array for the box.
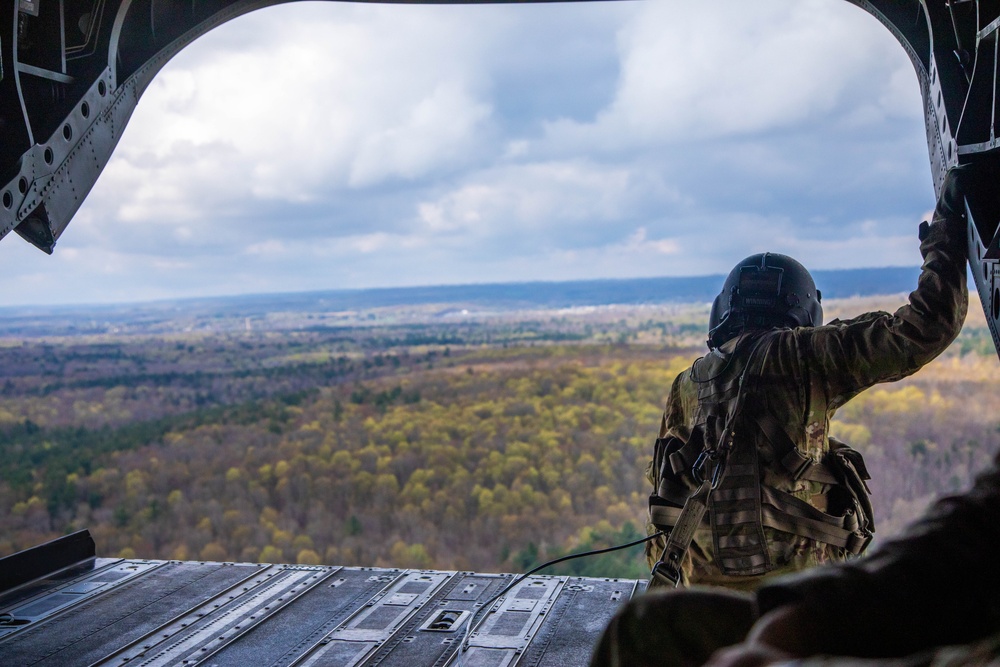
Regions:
[[1, 297, 997, 578]]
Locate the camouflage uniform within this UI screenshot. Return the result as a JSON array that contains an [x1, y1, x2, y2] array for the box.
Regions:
[[592, 174, 974, 666], [645, 190, 968, 590]]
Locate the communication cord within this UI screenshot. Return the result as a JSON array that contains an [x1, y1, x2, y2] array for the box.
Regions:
[[455, 530, 666, 664]]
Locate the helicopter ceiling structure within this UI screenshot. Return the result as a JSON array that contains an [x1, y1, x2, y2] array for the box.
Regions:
[[852, 0, 1000, 356], [1, 0, 1000, 352]]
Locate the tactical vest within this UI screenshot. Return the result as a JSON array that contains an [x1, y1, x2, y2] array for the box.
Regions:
[[649, 334, 874, 577]]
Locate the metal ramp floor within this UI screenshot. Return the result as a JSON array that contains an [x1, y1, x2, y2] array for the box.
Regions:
[[0, 531, 644, 666]]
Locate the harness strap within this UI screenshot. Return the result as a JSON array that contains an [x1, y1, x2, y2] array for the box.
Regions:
[[709, 430, 772, 575], [759, 487, 871, 554], [652, 478, 691, 506], [653, 485, 871, 555], [650, 481, 712, 587], [649, 503, 704, 529], [718, 551, 770, 573], [668, 434, 705, 476], [652, 336, 768, 582], [756, 413, 840, 484], [800, 335, 829, 459]]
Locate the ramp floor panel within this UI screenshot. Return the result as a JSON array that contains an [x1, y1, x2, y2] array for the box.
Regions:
[[0, 558, 644, 666]]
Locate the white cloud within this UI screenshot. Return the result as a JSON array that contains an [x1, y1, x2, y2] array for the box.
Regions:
[[780, 233, 917, 270], [244, 239, 289, 257], [102, 4, 504, 222], [540, 0, 918, 152], [348, 82, 493, 187], [624, 227, 681, 255], [0, 1, 938, 306], [346, 232, 394, 255], [413, 160, 673, 246]]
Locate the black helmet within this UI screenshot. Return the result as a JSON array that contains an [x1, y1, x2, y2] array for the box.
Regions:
[[707, 252, 822, 349]]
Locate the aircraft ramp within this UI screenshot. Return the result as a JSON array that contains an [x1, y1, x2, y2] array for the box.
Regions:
[[0, 530, 643, 666]]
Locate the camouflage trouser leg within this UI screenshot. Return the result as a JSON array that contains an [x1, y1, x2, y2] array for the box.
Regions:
[[929, 632, 1000, 666], [790, 632, 1000, 667], [589, 587, 756, 667]]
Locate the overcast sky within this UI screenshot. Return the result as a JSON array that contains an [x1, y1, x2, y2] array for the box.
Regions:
[[0, 0, 933, 306]]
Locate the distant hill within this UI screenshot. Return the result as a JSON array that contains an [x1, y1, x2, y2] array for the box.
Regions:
[[204, 266, 921, 313], [5, 266, 920, 314], [0, 266, 921, 336]]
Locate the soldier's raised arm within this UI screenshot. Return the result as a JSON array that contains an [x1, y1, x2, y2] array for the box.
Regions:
[[802, 167, 969, 410]]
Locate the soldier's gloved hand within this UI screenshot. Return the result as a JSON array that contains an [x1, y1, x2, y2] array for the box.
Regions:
[[936, 165, 969, 220], [920, 165, 969, 241]]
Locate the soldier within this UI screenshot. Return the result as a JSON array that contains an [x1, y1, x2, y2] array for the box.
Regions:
[[590, 167, 971, 666], [645, 167, 968, 591]]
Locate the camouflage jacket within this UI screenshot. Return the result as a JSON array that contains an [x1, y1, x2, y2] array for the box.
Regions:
[[647, 204, 968, 590]]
